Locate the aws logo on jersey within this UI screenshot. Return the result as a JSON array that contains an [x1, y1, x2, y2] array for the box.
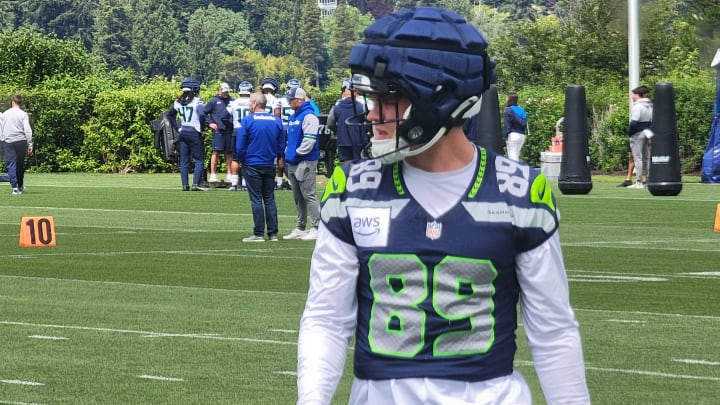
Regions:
[[347, 206, 390, 247]]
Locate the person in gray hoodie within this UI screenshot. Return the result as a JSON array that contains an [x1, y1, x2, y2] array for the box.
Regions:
[[2, 94, 33, 195], [626, 85, 653, 189]]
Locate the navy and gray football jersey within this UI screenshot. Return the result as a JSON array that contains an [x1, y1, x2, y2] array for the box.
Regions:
[[319, 147, 558, 382]]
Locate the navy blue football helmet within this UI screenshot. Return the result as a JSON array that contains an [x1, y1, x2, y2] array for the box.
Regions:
[[348, 7, 496, 155], [180, 77, 200, 93], [260, 77, 279, 94]]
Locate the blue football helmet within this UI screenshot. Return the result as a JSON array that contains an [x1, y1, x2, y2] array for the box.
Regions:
[[180, 77, 200, 93], [237, 81, 254, 95], [348, 7, 496, 158], [260, 77, 279, 94], [286, 78, 301, 91]]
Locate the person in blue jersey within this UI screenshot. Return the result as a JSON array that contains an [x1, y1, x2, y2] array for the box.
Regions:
[[204, 82, 235, 183], [235, 92, 285, 242], [166, 78, 207, 191], [327, 79, 368, 164], [297, 7, 590, 405], [503, 91, 528, 161], [283, 86, 321, 241]]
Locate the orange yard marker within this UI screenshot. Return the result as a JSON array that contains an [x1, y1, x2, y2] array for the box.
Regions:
[[19, 216, 57, 247], [715, 204, 720, 233]]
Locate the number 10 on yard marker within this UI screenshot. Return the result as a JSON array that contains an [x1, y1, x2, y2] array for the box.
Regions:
[[19, 216, 57, 247]]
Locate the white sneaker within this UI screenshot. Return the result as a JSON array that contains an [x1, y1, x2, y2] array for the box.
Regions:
[[283, 228, 307, 240], [11, 188, 20, 195], [627, 182, 645, 189], [268, 235, 278, 242], [242, 235, 265, 242], [209, 174, 219, 182], [300, 227, 318, 240]]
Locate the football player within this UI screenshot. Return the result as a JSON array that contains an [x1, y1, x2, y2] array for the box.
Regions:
[[166, 77, 206, 191], [296, 7, 590, 405], [260, 77, 289, 189], [227, 81, 254, 191]]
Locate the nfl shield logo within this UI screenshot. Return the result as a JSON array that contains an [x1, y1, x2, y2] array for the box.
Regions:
[[426, 221, 442, 240]]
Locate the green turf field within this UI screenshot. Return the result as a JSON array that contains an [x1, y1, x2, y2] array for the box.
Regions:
[[1, 173, 719, 404]]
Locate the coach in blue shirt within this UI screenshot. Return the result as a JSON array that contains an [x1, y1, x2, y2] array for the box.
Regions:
[[283, 87, 321, 241], [235, 92, 285, 242]]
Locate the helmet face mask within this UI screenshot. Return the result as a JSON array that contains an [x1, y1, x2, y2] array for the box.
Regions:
[[347, 7, 495, 161]]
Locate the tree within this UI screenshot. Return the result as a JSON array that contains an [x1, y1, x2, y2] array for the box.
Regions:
[[367, 0, 393, 18], [324, 3, 373, 82], [470, 4, 512, 41], [130, 0, 185, 79], [297, 0, 327, 87], [243, 0, 298, 57], [186, 5, 256, 82], [329, 3, 357, 73], [439, 0, 475, 19], [92, 0, 136, 71]]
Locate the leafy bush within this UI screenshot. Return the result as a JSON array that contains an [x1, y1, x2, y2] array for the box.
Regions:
[[80, 79, 178, 173], [2, 72, 714, 175]]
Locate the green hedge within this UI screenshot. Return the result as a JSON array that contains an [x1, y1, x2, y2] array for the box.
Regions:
[[1, 74, 715, 174], [517, 74, 715, 172]]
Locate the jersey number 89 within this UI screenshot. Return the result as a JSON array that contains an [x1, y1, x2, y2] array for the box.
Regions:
[[368, 254, 497, 358]]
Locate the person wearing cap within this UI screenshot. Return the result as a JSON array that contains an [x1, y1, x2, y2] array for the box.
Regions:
[[327, 79, 368, 164], [296, 7, 589, 405], [282, 86, 321, 241], [203, 82, 235, 183]]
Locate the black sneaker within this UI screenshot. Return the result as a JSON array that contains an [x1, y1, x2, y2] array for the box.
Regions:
[[183, 185, 190, 191], [617, 180, 632, 187]]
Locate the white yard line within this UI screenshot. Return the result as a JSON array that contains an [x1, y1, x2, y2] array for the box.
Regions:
[[137, 375, 184, 382], [2, 318, 718, 384], [4, 249, 311, 260], [673, 359, 720, 366], [513, 361, 720, 382], [0, 274, 306, 296], [2, 321, 295, 345], [0, 380, 44, 386], [28, 335, 68, 340]]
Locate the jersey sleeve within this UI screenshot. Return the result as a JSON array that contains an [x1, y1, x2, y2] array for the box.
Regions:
[[491, 155, 559, 252], [297, 224, 359, 405], [516, 233, 590, 404], [296, 114, 319, 156]]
